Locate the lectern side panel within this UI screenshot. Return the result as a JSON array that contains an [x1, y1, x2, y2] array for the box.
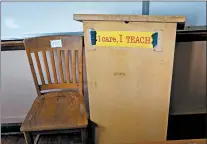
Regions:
[[83, 21, 177, 144]]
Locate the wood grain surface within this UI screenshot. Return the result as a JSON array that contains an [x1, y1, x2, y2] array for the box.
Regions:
[[20, 91, 88, 132], [23, 35, 83, 95], [20, 35, 88, 141], [74, 14, 186, 23], [79, 17, 179, 144]]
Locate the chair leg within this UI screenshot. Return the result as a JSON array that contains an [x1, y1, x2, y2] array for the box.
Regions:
[[81, 129, 87, 144], [23, 132, 34, 144]]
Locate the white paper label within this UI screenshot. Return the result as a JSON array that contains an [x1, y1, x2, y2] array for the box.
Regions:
[[50, 39, 62, 48]]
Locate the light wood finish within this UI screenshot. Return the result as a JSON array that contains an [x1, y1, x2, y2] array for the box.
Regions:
[[65, 50, 70, 83], [75, 14, 184, 144], [40, 83, 78, 91], [78, 48, 83, 93], [24, 36, 81, 53], [58, 49, 64, 83], [23, 35, 83, 95], [20, 91, 88, 131], [72, 50, 77, 84], [50, 50, 58, 83], [73, 14, 186, 23], [42, 51, 51, 84], [21, 35, 88, 144]]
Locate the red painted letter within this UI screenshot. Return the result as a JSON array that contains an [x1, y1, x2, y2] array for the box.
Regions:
[[102, 37, 105, 42], [126, 36, 131, 43], [131, 36, 136, 43], [98, 35, 101, 42], [140, 37, 144, 43], [145, 37, 151, 44], [136, 36, 140, 43], [119, 35, 123, 42]]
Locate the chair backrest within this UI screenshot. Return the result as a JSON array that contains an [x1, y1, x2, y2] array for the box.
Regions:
[[24, 35, 83, 96]]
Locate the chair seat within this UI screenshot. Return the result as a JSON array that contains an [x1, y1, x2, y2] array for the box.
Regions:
[[20, 91, 88, 132]]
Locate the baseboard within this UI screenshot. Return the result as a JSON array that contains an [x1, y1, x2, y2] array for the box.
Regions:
[[1, 123, 22, 134], [1, 114, 206, 140]]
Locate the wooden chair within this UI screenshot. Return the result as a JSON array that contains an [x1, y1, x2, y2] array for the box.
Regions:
[[20, 35, 88, 144]]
